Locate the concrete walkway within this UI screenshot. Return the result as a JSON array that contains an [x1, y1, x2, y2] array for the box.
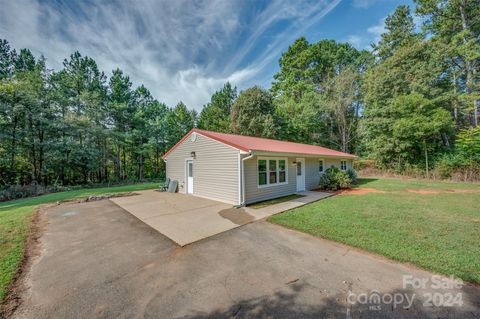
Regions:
[[111, 190, 332, 246], [244, 191, 333, 220]]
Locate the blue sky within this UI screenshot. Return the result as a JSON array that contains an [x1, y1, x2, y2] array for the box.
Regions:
[[0, 0, 413, 110]]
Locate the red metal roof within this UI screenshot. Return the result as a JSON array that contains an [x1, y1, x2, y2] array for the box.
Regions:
[[163, 128, 357, 159]]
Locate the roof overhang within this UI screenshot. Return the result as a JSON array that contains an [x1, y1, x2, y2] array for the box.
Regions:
[[163, 128, 358, 160], [247, 150, 358, 159], [163, 128, 247, 159]]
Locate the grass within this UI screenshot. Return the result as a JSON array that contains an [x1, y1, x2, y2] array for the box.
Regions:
[[249, 194, 305, 209], [356, 177, 480, 191], [0, 182, 159, 302], [268, 178, 480, 283]]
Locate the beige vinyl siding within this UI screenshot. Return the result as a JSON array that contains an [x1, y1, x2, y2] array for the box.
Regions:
[[309, 157, 354, 188], [245, 156, 354, 204], [244, 156, 297, 204], [165, 133, 240, 204], [305, 157, 320, 190]]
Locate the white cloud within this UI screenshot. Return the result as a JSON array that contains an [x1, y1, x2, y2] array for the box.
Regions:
[[344, 16, 386, 50], [345, 35, 363, 49], [0, 0, 340, 110], [367, 17, 386, 43]]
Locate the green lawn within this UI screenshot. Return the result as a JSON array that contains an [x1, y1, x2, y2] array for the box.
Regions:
[[268, 178, 480, 283], [0, 183, 159, 302], [249, 194, 305, 209]]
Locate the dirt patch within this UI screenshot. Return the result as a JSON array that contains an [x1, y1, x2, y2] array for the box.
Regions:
[[407, 189, 480, 194], [218, 207, 255, 225], [1, 206, 47, 318], [408, 189, 444, 194], [337, 188, 386, 196]]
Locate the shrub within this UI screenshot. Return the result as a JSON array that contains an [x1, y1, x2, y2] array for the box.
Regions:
[[0, 183, 71, 202], [346, 168, 357, 183], [319, 167, 352, 190], [353, 159, 375, 171], [432, 153, 480, 181]]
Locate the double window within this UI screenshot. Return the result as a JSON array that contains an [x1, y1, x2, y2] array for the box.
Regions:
[[341, 160, 347, 171], [258, 158, 287, 187]]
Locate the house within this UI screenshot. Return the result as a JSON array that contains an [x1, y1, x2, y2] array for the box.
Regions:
[[162, 128, 357, 205]]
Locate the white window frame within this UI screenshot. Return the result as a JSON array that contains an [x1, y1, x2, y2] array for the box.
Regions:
[[257, 157, 288, 188], [318, 159, 324, 173], [340, 160, 347, 171]]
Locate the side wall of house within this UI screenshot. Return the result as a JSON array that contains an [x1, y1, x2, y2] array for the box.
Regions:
[[165, 133, 240, 204], [245, 156, 354, 204], [305, 158, 354, 189], [243, 155, 297, 204]]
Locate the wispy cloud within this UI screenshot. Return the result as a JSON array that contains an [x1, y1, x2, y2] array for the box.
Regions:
[[344, 16, 385, 50], [0, 0, 340, 110], [367, 17, 386, 43]]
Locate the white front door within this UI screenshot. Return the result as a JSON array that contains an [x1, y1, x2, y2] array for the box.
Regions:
[[186, 160, 193, 194], [296, 158, 305, 192]]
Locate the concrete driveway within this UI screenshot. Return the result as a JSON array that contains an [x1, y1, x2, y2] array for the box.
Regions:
[[110, 190, 331, 246], [110, 190, 243, 246], [13, 200, 480, 319]]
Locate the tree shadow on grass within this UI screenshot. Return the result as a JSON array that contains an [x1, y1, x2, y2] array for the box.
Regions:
[[355, 178, 379, 187], [181, 282, 480, 319]]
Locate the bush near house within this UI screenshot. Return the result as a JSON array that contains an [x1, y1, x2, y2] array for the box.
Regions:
[[345, 168, 357, 183], [319, 167, 352, 190]]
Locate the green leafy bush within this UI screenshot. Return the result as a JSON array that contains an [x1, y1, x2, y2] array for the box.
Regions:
[[346, 168, 358, 183], [353, 159, 375, 171], [0, 184, 70, 202], [319, 167, 352, 190]]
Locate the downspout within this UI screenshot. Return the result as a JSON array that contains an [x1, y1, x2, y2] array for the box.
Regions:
[[235, 151, 254, 207]]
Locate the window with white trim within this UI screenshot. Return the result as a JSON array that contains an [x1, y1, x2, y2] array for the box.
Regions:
[[258, 158, 287, 187], [279, 159, 286, 183], [318, 159, 324, 173], [258, 160, 267, 186], [340, 160, 347, 170], [269, 159, 277, 184]]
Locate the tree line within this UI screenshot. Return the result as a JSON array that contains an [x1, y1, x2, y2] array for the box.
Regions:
[[1, 0, 479, 189], [0, 48, 196, 186]]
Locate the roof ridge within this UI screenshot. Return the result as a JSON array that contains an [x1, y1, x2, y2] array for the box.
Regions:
[[195, 128, 322, 147], [194, 128, 350, 154]]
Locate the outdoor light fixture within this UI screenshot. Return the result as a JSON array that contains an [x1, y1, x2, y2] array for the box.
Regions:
[[292, 161, 297, 165], [190, 151, 196, 159]]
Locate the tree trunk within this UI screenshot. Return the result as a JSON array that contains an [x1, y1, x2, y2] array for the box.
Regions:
[[424, 139, 429, 179], [459, 1, 474, 94], [115, 144, 121, 180], [139, 153, 143, 181], [29, 114, 38, 183], [155, 145, 160, 177], [104, 139, 108, 182], [453, 71, 459, 125], [38, 129, 44, 185], [474, 99, 478, 127], [10, 116, 17, 183], [122, 146, 126, 180]]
